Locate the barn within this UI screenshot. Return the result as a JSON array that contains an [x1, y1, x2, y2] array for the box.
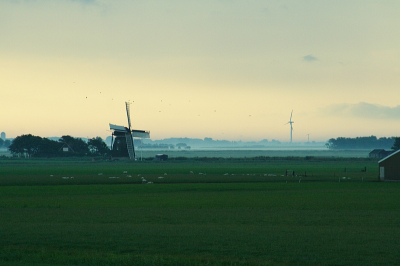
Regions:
[[378, 149, 400, 181], [154, 154, 168, 161], [369, 149, 393, 159]]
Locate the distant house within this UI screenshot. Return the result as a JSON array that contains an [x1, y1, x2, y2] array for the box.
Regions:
[[378, 149, 400, 181], [369, 149, 393, 159], [154, 154, 168, 161], [60, 143, 73, 153]]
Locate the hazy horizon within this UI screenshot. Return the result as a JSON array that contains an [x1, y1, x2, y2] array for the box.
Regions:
[[1, 1, 400, 142]]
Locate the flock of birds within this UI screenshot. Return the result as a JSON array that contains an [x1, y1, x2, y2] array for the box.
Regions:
[[83, 90, 257, 121]]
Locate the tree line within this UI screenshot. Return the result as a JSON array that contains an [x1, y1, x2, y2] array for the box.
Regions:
[[8, 134, 109, 158], [326, 136, 400, 150], [0, 138, 11, 149]]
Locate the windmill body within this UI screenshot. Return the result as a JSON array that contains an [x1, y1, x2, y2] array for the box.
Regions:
[[285, 110, 294, 143], [109, 102, 150, 159]]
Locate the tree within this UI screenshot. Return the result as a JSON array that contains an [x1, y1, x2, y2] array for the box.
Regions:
[[8, 135, 62, 158], [392, 137, 400, 151], [36, 138, 61, 157], [326, 136, 397, 149], [88, 137, 110, 156], [176, 143, 187, 149], [0, 138, 4, 148], [8, 134, 43, 157]]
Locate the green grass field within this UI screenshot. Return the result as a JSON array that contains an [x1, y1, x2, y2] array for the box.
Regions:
[[1, 155, 399, 265]]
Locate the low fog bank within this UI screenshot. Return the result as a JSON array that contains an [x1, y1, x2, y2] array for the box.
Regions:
[[127, 137, 327, 150], [134, 149, 371, 159]]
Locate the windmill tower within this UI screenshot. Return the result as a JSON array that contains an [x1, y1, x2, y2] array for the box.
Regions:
[[285, 110, 294, 143], [109, 102, 150, 159]]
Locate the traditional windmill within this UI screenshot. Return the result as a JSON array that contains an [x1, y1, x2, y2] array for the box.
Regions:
[[109, 102, 150, 159]]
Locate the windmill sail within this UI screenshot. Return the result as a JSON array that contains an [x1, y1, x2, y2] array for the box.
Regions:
[[126, 102, 132, 130], [109, 124, 127, 132], [132, 130, 150, 138], [125, 132, 135, 160]]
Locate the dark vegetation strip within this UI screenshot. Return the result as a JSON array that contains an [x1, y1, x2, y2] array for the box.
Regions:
[[1, 182, 400, 266]]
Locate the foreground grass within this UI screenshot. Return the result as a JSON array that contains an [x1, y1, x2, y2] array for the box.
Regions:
[[0, 157, 395, 265], [1, 181, 400, 265]]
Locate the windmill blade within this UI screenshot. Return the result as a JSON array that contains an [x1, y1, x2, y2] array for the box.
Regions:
[[109, 123, 126, 132], [290, 110, 293, 121], [132, 129, 150, 138], [125, 102, 132, 130]]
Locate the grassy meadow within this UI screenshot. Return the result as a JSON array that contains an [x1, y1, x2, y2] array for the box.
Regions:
[[1, 152, 399, 265]]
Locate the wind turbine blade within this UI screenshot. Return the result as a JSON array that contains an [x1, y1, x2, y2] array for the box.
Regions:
[[125, 102, 132, 130], [290, 110, 293, 121]]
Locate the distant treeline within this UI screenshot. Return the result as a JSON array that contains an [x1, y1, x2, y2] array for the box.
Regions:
[[0, 138, 11, 148], [326, 136, 398, 150], [8, 134, 109, 158]]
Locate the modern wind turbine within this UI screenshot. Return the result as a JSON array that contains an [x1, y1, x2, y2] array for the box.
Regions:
[[285, 110, 294, 143], [109, 102, 150, 159]]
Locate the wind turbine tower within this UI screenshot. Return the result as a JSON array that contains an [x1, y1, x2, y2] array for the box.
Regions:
[[285, 110, 294, 143]]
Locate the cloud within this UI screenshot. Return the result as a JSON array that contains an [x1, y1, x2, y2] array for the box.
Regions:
[[302, 54, 318, 62], [323, 102, 400, 120]]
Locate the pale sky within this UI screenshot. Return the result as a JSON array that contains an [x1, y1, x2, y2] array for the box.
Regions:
[[1, 0, 400, 142]]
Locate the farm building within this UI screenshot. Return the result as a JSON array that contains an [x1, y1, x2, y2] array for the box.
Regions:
[[378, 149, 400, 181], [154, 154, 168, 161], [369, 149, 393, 159]]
